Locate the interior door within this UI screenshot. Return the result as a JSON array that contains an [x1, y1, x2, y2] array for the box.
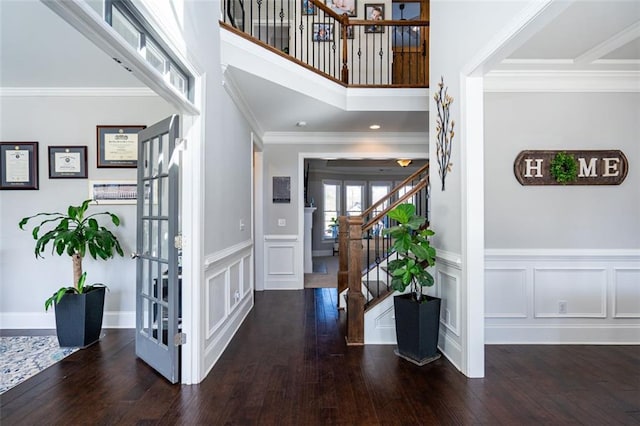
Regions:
[[134, 115, 181, 383]]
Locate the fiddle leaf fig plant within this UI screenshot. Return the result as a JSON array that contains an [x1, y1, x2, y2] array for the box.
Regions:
[[383, 203, 436, 302], [18, 199, 124, 310]]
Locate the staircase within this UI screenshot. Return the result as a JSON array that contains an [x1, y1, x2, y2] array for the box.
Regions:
[[337, 162, 429, 345]]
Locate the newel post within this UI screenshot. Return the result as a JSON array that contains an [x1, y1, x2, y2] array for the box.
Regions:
[[346, 215, 365, 345], [337, 216, 349, 304]]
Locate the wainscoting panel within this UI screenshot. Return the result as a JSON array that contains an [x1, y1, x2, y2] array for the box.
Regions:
[[242, 255, 252, 298], [364, 294, 397, 344], [614, 268, 640, 318], [206, 269, 227, 339], [485, 268, 528, 318], [437, 269, 460, 336], [485, 250, 640, 344], [229, 261, 242, 311], [264, 235, 302, 290], [202, 241, 254, 381], [434, 250, 463, 371], [533, 268, 607, 318]]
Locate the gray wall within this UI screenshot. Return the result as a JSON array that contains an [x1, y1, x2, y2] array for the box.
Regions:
[[484, 92, 640, 249], [0, 95, 174, 320]]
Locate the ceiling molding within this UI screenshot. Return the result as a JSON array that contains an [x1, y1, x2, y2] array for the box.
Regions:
[[0, 87, 157, 97], [484, 70, 640, 92], [262, 131, 428, 145], [222, 65, 265, 137], [575, 21, 640, 65]]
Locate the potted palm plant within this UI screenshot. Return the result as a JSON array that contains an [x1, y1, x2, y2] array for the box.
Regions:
[[19, 199, 124, 347], [384, 203, 440, 365]]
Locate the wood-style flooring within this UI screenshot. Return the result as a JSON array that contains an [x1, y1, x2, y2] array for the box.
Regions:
[[1, 288, 639, 425]]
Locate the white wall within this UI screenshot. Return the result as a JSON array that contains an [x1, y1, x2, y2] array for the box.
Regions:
[[0, 95, 174, 328], [430, 0, 532, 376], [484, 92, 640, 343]]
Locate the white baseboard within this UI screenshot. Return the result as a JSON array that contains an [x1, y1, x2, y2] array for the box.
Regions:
[[486, 324, 640, 344]]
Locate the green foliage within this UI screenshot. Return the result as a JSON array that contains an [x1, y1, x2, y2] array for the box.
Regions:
[[550, 151, 578, 184], [19, 200, 123, 309], [383, 204, 436, 301]]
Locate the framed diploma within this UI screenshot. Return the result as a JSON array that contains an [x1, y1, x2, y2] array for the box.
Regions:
[[0, 142, 39, 190], [96, 125, 146, 168], [48, 146, 88, 178]]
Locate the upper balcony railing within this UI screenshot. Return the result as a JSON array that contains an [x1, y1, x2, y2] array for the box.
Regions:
[[222, 0, 429, 87]]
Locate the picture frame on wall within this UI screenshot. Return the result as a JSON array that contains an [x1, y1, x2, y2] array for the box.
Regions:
[[48, 146, 88, 179], [301, 0, 317, 15], [89, 180, 137, 204], [326, 0, 356, 17], [313, 23, 334, 42], [273, 176, 291, 203], [364, 3, 384, 33], [96, 125, 146, 168], [0, 142, 39, 190]]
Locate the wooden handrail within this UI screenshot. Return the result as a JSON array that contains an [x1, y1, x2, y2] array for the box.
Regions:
[[362, 177, 427, 232], [360, 162, 428, 219]]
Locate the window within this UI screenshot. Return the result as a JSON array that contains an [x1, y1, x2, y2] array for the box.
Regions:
[[397, 183, 416, 206], [370, 182, 391, 235], [101, 0, 192, 100], [345, 183, 364, 217], [323, 181, 340, 239], [370, 183, 391, 215]]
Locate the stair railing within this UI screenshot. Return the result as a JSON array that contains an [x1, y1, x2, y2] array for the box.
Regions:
[[220, 0, 429, 87], [340, 163, 429, 345]]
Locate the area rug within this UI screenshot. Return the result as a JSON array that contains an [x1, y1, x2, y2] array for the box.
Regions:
[[0, 335, 79, 394]]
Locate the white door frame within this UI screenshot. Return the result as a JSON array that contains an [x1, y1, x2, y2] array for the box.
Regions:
[[42, 0, 204, 384]]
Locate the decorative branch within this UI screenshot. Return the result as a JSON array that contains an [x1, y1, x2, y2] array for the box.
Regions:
[[434, 76, 455, 191]]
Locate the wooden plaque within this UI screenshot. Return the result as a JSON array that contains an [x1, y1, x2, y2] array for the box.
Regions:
[[514, 150, 628, 186]]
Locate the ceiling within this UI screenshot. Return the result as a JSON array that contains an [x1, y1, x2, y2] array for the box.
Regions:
[[1, 1, 638, 134]]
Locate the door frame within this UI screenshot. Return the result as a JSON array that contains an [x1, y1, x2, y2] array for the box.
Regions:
[[44, 1, 205, 384]]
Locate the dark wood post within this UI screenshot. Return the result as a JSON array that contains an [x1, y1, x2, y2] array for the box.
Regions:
[[337, 216, 349, 306], [346, 215, 365, 345]]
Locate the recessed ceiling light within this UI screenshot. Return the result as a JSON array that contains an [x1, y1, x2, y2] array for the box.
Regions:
[[369, 124, 381, 130], [296, 121, 307, 127]]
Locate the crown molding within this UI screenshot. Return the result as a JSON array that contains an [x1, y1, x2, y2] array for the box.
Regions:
[[221, 66, 265, 137], [0, 86, 157, 97], [262, 131, 428, 145], [484, 70, 640, 93]]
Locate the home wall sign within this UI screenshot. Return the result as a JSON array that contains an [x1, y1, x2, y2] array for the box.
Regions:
[[514, 150, 628, 186]]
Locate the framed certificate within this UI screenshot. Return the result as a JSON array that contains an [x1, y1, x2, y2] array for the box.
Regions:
[[96, 125, 146, 168], [0, 142, 39, 190], [48, 146, 88, 178]]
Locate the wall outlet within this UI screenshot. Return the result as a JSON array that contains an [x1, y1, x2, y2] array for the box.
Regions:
[[278, 218, 286, 227], [239, 219, 245, 231], [558, 300, 567, 314], [234, 290, 240, 302]]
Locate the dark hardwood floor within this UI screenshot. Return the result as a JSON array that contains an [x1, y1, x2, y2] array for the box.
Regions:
[[2, 289, 639, 425]]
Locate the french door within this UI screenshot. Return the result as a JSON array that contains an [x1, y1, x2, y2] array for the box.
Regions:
[[134, 115, 181, 383]]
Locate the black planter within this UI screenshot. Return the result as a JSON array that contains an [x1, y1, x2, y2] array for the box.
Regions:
[[394, 293, 441, 365], [54, 286, 106, 347]]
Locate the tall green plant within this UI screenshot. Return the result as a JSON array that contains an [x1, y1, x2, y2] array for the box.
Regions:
[[19, 200, 124, 310], [383, 203, 436, 302]]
